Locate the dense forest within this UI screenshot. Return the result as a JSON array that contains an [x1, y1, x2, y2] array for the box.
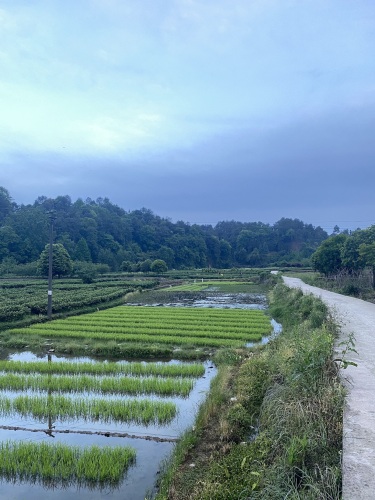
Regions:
[[0, 186, 328, 273]]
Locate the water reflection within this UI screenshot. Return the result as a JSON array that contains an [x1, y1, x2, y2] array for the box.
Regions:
[[0, 290, 276, 499]]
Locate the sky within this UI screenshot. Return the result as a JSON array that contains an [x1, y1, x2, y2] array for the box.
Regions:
[[1, 0, 375, 233]]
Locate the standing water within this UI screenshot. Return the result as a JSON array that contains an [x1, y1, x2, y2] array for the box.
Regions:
[[0, 291, 279, 499]]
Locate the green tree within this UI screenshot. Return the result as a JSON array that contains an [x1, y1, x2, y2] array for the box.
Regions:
[[38, 244, 73, 277], [0, 186, 13, 224], [139, 259, 152, 272], [359, 242, 375, 288], [156, 246, 175, 268], [341, 234, 364, 272], [150, 259, 168, 273], [311, 234, 348, 276], [120, 260, 133, 272], [73, 261, 98, 283], [74, 237, 92, 262]]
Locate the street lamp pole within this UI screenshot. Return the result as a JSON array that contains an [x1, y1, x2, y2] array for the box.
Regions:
[[47, 212, 56, 320]]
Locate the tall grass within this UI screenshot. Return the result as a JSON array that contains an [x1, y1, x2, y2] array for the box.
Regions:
[[0, 441, 136, 487], [156, 284, 345, 499]]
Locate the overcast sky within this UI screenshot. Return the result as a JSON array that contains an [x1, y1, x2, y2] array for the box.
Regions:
[[1, 0, 374, 232]]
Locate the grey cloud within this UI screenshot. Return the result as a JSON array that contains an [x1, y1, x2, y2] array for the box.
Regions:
[[3, 104, 375, 233]]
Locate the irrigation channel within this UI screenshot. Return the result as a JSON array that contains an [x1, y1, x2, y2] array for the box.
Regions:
[[0, 291, 280, 500]]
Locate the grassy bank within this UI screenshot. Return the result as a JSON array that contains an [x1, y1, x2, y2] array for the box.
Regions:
[[155, 284, 344, 499]]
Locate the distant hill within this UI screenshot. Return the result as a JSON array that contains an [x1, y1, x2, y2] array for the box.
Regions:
[[0, 187, 328, 270]]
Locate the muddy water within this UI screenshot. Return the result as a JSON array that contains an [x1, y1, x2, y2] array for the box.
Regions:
[[0, 291, 277, 499]]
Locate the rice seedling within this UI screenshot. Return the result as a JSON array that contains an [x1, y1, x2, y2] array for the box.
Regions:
[[0, 394, 177, 424], [0, 441, 136, 487], [0, 360, 205, 378], [20, 324, 267, 341], [0, 372, 194, 396], [7, 305, 270, 347], [7, 328, 252, 347]]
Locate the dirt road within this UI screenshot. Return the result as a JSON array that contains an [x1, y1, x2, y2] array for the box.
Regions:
[[283, 277, 375, 499]]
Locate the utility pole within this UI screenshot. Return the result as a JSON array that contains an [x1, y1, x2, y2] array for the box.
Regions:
[[47, 211, 56, 320]]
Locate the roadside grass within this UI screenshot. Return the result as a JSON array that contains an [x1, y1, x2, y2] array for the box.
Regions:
[[155, 284, 344, 499]]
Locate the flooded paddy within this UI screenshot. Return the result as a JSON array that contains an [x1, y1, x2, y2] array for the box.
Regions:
[[0, 289, 278, 499], [0, 355, 216, 500]]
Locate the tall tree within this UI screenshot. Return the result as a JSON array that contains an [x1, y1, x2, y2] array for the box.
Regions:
[[38, 244, 73, 277]]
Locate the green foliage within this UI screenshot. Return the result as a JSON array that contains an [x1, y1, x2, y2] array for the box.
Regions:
[[270, 284, 327, 329], [1, 187, 328, 270], [72, 261, 99, 283], [334, 332, 358, 369], [139, 259, 153, 272], [38, 243, 73, 277], [120, 260, 133, 271], [311, 234, 348, 276], [74, 237, 92, 262], [0, 276, 159, 324], [159, 285, 344, 499], [151, 259, 168, 273]]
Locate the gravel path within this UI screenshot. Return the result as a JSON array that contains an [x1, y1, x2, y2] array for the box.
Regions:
[[283, 277, 375, 499]]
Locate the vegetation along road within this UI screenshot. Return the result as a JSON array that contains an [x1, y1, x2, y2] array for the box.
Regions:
[[283, 276, 375, 500]]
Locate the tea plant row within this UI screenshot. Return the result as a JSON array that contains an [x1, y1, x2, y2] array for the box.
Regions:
[[0, 278, 157, 322]]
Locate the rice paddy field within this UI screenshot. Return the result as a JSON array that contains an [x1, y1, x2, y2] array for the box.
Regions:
[[0, 280, 275, 499], [164, 280, 258, 292], [7, 305, 271, 350]]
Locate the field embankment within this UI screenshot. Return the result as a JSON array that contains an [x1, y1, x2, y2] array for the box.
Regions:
[[155, 283, 344, 499], [283, 276, 375, 500]]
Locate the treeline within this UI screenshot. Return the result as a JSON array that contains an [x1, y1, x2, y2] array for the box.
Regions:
[[0, 186, 328, 271]]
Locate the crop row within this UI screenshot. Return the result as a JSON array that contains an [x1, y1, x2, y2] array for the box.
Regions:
[[0, 287, 130, 321], [62, 315, 271, 331], [8, 327, 254, 347], [98, 305, 268, 320], [0, 359, 205, 377], [62, 306, 271, 331], [29, 323, 267, 341], [0, 394, 177, 424], [0, 441, 136, 487], [0, 373, 194, 396], [0, 279, 157, 322]]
